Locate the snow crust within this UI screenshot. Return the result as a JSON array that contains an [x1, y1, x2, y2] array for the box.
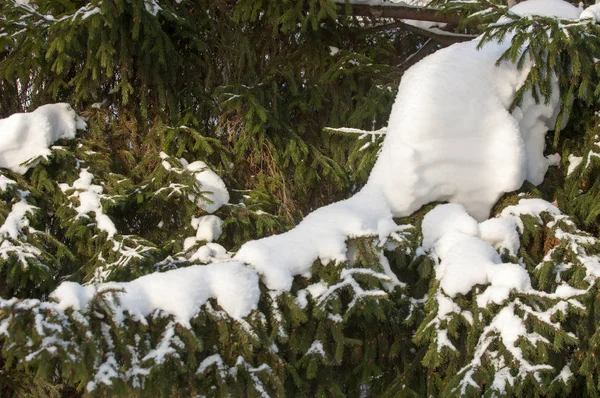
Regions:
[[0, 103, 86, 174]]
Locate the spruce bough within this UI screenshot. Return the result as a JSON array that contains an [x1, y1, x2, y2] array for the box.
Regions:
[[1, 1, 600, 397]]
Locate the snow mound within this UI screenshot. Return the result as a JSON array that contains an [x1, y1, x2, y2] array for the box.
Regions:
[[0, 103, 86, 174], [52, 261, 260, 322], [423, 203, 531, 305], [184, 159, 229, 213], [184, 215, 224, 251], [509, 0, 581, 19], [364, 0, 579, 221]]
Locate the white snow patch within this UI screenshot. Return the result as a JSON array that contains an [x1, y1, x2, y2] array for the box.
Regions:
[[580, 3, 600, 22], [185, 160, 229, 213], [500, 198, 561, 228], [235, 189, 401, 291], [421, 203, 479, 250], [52, 262, 260, 322], [189, 243, 231, 263], [306, 340, 326, 358], [192, 215, 223, 243], [423, 204, 531, 302], [0, 196, 36, 240], [567, 154, 583, 175], [159, 153, 229, 214], [60, 169, 117, 238], [0, 175, 16, 191], [510, 0, 581, 19], [479, 217, 520, 256], [0, 104, 86, 174]]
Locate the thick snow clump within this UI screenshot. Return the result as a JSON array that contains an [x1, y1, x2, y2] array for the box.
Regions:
[[422, 203, 532, 306], [0, 103, 86, 174], [365, 0, 579, 221], [52, 261, 260, 323], [235, 188, 400, 291]]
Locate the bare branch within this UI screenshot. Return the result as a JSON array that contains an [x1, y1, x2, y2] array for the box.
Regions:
[[398, 20, 475, 46], [398, 38, 438, 69]]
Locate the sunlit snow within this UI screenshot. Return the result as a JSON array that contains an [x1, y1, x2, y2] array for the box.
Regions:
[[1, 1, 591, 327]]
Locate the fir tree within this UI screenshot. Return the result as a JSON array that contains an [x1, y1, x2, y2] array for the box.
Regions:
[[1, 0, 600, 397]]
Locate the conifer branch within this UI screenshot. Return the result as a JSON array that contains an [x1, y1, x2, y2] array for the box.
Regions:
[[339, 1, 461, 24]]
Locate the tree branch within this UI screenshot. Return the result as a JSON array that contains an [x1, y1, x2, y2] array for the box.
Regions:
[[398, 38, 438, 69], [398, 20, 475, 46], [339, 2, 461, 25]]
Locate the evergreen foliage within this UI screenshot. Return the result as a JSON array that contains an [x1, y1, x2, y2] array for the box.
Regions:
[[1, 0, 600, 397]]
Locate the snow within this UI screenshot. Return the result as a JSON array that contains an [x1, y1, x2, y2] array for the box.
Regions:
[[52, 261, 260, 321], [478, 217, 520, 256], [364, 0, 580, 221], [580, 4, 600, 22], [567, 154, 583, 175], [197, 354, 225, 375], [421, 203, 479, 250], [0, 104, 86, 174], [500, 198, 561, 223], [60, 169, 117, 238], [554, 364, 573, 384], [184, 159, 229, 213], [159, 153, 229, 214], [509, 0, 581, 19], [52, 282, 96, 311], [306, 340, 326, 358], [0, 191, 47, 270], [189, 243, 230, 263], [0, 175, 16, 191], [235, 188, 401, 291], [0, 196, 36, 240], [32, 1, 592, 345], [422, 204, 531, 302], [191, 215, 223, 243]]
